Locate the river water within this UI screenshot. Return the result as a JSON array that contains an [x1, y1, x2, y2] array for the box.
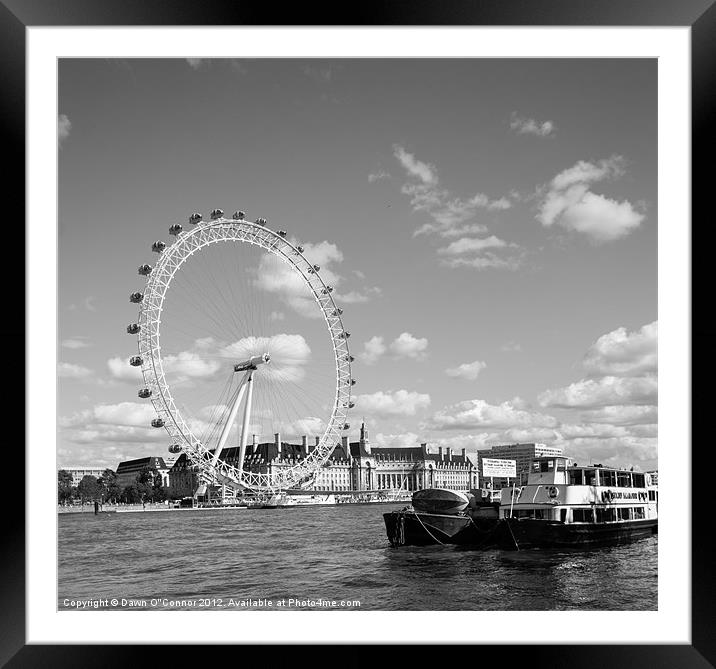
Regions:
[[58, 503, 657, 611]]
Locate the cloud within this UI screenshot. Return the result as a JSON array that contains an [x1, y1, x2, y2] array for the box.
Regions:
[[220, 333, 311, 384], [107, 357, 144, 382], [500, 341, 522, 352], [427, 398, 558, 431], [61, 337, 91, 350], [254, 240, 344, 317], [437, 235, 509, 256], [355, 390, 431, 417], [509, 112, 556, 137], [578, 404, 657, 426], [162, 351, 222, 379], [58, 114, 71, 145], [368, 170, 391, 183], [537, 155, 644, 242], [389, 332, 428, 360], [373, 432, 423, 448], [440, 253, 523, 271], [58, 362, 93, 379], [538, 375, 657, 409], [445, 360, 487, 381], [582, 321, 657, 377], [361, 336, 386, 365], [338, 287, 382, 304], [270, 311, 285, 321], [393, 145, 438, 185]]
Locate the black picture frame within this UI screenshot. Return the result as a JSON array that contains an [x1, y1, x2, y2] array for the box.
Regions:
[[9, 0, 711, 664]]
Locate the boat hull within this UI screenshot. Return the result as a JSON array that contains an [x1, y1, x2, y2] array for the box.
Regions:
[[384, 510, 472, 546], [497, 518, 658, 550]]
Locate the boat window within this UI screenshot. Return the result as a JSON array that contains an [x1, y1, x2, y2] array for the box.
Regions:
[[600, 470, 617, 486], [617, 472, 632, 487], [584, 469, 597, 485], [633, 507, 645, 519], [569, 469, 584, 485], [596, 508, 617, 522], [557, 460, 566, 472], [648, 490, 656, 501], [632, 473, 646, 488], [532, 461, 541, 473], [560, 509, 567, 523], [572, 508, 594, 522], [618, 507, 631, 520]]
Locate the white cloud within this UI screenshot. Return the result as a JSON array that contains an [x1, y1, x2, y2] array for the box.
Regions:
[[582, 321, 657, 377], [445, 360, 487, 381], [61, 337, 91, 349], [277, 416, 327, 439], [537, 155, 644, 242], [538, 375, 657, 409], [254, 240, 343, 317], [58, 114, 71, 145], [355, 390, 431, 417], [162, 351, 222, 379], [107, 357, 144, 382], [427, 398, 558, 431], [368, 170, 391, 183], [393, 145, 438, 185], [58, 362, 93, 379], [500, 341, 522, 352], [440, 253, 523, 271], [338, 286, 382, 304], [578, 404, 657, 426], [509, 112, 556, 137], [270, 311, 285, 321], [373, 432, 422, 448], [389, 332, 428, 360], [362, 336, 386, 365], [221, 333, 311, 384], [437, 235, 509, 256], [502, 427, 559, 443]]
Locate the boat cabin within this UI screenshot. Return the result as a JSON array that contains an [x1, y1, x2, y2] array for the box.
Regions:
[[527, 456, 572, 485]]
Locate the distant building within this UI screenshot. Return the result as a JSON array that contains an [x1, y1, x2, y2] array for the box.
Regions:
[[167, 423, 479, 498], [115, 456, 171, 489], [477, 443, 564, 487], [60, 467, 106, 487]]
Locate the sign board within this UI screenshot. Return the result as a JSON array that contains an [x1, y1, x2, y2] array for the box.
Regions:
[[482, 458, 517, 478]]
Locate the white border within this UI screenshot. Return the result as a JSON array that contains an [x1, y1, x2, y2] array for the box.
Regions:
[[29, 27, 690, 644]]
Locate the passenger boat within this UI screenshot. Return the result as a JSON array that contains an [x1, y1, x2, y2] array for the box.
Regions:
[[495, 456, 658, 550], [383, 488, 500, 547]]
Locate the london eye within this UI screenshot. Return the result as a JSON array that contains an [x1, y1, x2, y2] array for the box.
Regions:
[[126, 209, 354, 494]]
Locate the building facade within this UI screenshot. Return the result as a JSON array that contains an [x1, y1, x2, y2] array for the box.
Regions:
[[477, 442, 564, 487], [116, 456, 172, 489], [167, 423, 479, 498], [60, 467, 106, 487]]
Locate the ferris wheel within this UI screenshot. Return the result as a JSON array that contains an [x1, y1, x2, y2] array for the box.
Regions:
[[126, 209, 354, 494]]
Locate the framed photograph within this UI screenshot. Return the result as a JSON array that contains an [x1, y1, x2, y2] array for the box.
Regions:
[[11, 0, 710, 663]]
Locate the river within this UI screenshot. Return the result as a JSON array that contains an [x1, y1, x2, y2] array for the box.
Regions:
[[58, 503, 657, 611]]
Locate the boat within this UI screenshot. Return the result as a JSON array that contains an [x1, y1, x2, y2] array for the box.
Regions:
[[383, 488, 500, 547], [493, 455, 658, 550]]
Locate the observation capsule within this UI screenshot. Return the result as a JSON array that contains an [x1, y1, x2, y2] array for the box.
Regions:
[[345, 355, 355, 363], [138, 388, 152, 399], [168, 444, 182, 454], [343, 423, 350, 430], [349, 379, 356, 386], [332, 308, 343, 316], [127, 323, 140, 335], [255, 217, 267, 226], [339, 331, 351, 339], [152, 240, 166, 253], [296, 245, 304, 253], [138, 264, 152, 276], [129, 355, 143, 367], [277, 230, 287, 237], [169, 224, 183, 236], [210, 208, 224, 220], [189, 213, 202, 225], [151, 418, 165, 428], [129, 292, 143, 303], [348, 402, 355, 409], [232, 211, 246, 220], [322, 286, 333, 294]]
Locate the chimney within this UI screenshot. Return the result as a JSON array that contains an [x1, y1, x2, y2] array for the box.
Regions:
[[447, 447, 452, 461], [302, 435, 307, 456], [341, 435, 348, 456], [461, 448, 467, 460], [438, 446, 443, 460], [275, 432, 281, 458]]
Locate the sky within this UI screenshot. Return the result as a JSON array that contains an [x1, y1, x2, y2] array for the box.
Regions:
[[57, 58, 657, 471]]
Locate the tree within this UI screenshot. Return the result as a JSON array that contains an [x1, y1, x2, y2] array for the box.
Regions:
[[77, 475, 101, 503], [99, 468, 121, 504], [136, 466, 167, 502], [120, 484, 141, 504], [58, 470, 74, 504]]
